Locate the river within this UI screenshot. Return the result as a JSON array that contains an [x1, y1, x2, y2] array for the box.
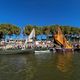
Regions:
[[0, 51, 80, 80]]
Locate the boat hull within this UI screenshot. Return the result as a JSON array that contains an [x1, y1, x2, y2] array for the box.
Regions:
[[74, 48, 80, 52], [0, 49, 34, 54], [55, 48, 73, 53]]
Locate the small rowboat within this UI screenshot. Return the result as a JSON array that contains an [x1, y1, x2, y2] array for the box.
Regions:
[[35, 50, 50, 54]]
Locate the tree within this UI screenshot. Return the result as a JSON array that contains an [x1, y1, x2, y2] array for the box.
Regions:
[[0, 24, 20, 39], [24, 25, 33, 35], [0, 31, 3, 40]]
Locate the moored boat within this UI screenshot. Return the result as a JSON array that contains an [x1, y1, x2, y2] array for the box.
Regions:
[[0, 48, 34, 54], [34, 47, 51, 54], [53, 27, 73, 52], [0, 28, 35, 55], [55, 48, 74, 53], [35, 50, 50, 54]]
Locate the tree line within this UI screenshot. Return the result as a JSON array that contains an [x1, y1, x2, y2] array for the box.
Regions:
[[0, 24, 20, 39], [24, 25, 80, 35], [0, 24, 80, 40]]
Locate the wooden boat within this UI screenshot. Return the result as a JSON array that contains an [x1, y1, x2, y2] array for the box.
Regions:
[[0, 28, 35, 55], [55, 48, 73, 53], [0, 48, 34, 54], [54, 27, 73, 52]]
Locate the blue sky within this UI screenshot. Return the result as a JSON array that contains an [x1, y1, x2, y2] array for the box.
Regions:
[[0, 0, 80, 28]]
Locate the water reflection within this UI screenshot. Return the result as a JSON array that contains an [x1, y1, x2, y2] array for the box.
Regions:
[[34, 53, 53, 64], [0, 52, 80, 80], [0, 54, 36, 80], [56, 52, 73, 72]]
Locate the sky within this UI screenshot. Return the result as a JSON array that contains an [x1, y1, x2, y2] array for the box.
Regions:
[[0, 0, 80, 28]]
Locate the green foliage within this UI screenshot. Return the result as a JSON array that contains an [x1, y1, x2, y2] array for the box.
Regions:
[[0, 23, 80, 40], [24, 24, 80, 35], [0, 24, 21, 39], [0, 31, 3, 40], [24, 25, 33, 35]]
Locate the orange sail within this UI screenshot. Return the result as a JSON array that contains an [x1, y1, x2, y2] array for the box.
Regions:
[[54, 27, 73, 49]]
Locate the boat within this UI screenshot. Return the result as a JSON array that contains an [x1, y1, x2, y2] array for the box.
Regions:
[[54, 27, 73, 52], [34, 47, 51, 54], [22, 28, 35, 49], [35, 50, 50, 54], [0, 28, 35, 54], [0, 48, 34, 55]]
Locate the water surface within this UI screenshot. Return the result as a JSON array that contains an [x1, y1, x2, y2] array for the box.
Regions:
[[0, 51, 80, 80]]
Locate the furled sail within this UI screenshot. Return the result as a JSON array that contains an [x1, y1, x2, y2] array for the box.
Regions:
[[54, 27, 73, 49]]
